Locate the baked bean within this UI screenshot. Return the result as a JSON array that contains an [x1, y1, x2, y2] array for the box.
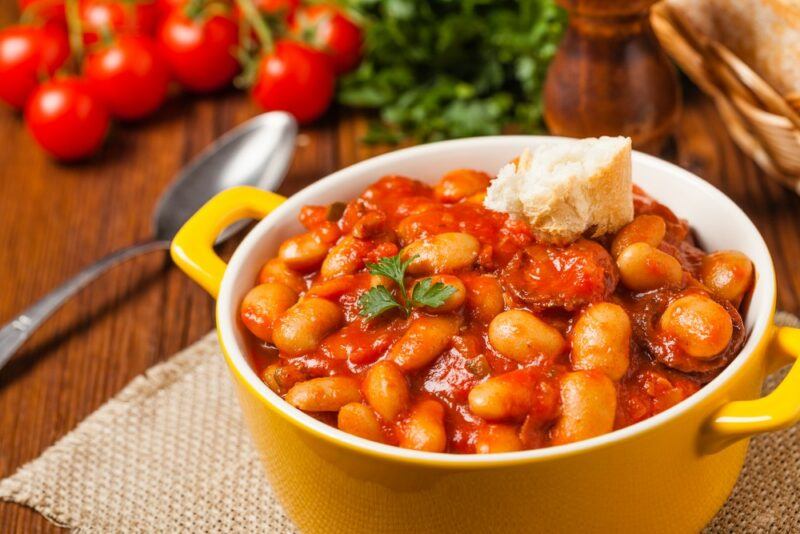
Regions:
[[337, 403, 385, 442], [412, 275, 466, 313], [395, 212, 439, 246], [278, 232, 332, 272], [298, 205, 329, 229], [399, 399, 447, 452], [308, 273, 388, 299], [362, 361, 410, 422], [240, 283, 299, 343], [616, 242, 682, 291], [464, 275, 504, 323], [402, 232, 480, 275], [273, 297, 344, 356], [434, 169, 491, 203], [257, 258, 306, 294], [388, 316, 459, 371], [320, 236, 367, 280], [551, 371, 617, 445], [306, 274, 360, 299], [262, 364, 308, 395], [465, 191, 486, 205], [611, 214, 667, 258], [488, 310, 566, 364], [475, 424, 523, 454], [468, 373, 533, 421], [365, 242, 400, 263], [369, 274, 394, 288], [261, 364, 281, 393], [700, 251, 754, 304], [571, 302, 631, 381], [351, 211, 388, 239], [285, 377, 362, 412], [659, 294, 733, 358]]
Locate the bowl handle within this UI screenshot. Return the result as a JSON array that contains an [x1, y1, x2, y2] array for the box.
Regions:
[[704, 325, 800, 452], [170, 186, 286, 298]]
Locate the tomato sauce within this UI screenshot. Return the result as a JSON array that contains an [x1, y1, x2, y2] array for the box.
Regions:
[[243, 173, 751, 453]]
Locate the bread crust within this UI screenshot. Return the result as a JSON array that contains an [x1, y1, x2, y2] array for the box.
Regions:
[[485, 137, 633, 245], [667, 0, 800, 95]]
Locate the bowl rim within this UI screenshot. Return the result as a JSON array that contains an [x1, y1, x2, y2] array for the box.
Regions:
[[216, 135, 777, 468]]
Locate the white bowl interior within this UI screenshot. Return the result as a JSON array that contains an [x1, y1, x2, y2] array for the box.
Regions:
[[217, 136, 775, 464]]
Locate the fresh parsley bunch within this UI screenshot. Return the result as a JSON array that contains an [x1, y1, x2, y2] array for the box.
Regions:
[[338, 0, 566, 143]]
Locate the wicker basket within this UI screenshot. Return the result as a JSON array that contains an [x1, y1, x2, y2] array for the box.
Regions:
[[651, 2, 800, 192]]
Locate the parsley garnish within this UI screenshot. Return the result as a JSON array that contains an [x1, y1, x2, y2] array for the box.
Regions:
[[357, 285, 402, 318], [364, 254, 415, 294], [358, 254, 457, 320], [410, 277, 457, 309]]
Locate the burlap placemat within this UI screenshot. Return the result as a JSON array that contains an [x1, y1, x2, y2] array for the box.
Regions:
[[1, 317, 799, 532]]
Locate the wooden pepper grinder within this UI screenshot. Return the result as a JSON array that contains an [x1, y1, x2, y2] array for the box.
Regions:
[[543, 0, 681, 153]]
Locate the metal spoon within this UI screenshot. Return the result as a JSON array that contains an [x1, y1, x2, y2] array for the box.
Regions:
[[0, 111, 298, 371]]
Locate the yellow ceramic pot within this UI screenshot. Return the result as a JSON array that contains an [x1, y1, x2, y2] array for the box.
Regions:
[[171, 137, 800, 533]]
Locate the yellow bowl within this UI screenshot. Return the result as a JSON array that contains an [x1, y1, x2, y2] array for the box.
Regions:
[[171, 136, 800, 533]]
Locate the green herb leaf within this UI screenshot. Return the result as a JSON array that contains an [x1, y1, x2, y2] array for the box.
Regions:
[[411, 277, 458, 309], [364, 254, 414, 287], [358, 285, 403, 320], [363, 254, 414, 318], [338, 0, 566, 143], [359, 253, 460, 320]]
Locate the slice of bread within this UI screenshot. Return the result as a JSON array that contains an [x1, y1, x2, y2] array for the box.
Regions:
[[484, 137, 633, 245], [666, 0, 800, 96]]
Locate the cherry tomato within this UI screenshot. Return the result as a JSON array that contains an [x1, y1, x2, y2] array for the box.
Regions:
[[157, 9, 239, 93], [18, 0, 67, 30], [80, 0, 125, 44], [133, 0, 159, 35], [293, 4, 362, 74], [84, 35, 169, 120], [80, 0, 157, 45], [25, 77, 110, 160], [154, 0, 184, 25], [251, 40, 335, 124], [0, 25, 69, 109]]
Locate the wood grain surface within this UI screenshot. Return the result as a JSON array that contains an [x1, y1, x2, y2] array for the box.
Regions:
[[1, 10, 800, 534]]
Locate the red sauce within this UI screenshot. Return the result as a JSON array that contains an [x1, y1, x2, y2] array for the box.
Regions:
[[244, 174, 750, 453]]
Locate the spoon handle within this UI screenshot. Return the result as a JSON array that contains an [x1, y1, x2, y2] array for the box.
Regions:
[[0, 240, 171, 372]]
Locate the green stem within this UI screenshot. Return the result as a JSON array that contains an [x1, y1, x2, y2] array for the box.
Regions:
[[235, 0, 274, 53], [398, 279, 411, 317], [99, 25, 115, 47], [64, 0, 84, 70], [183, 0, 206, 20]]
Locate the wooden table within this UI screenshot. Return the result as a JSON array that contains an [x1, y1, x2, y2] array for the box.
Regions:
[[2, 54, 800, 534]]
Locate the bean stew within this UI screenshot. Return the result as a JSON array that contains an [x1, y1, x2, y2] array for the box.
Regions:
[[240, 169, 753, 454]]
